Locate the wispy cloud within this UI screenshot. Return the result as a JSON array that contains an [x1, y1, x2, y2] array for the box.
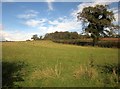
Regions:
[[23, 16, 82, 36], [109, 7, 119, 24], [46, 0, 54, 11], [38, 16, 82, 34], [17, 10, 39, 19], [24, 18, 47, 27], [72, 2, 111, 17]]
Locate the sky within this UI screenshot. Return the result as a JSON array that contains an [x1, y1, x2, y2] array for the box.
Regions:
[[0, 0, 119, 41]]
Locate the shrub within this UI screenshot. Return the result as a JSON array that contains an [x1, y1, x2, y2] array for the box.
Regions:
[[53, 39, 120, 48]]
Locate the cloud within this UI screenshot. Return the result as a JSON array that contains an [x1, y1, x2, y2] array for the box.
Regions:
[[24, 18, 47, 27], [46, 0, 55, 11], [1, 23, 47, 41], [113, 13, 118, 24], [0, 24, 6, 41], [72, 2, 112, 18], [46, 17, 82, 33], [1, 30, 39, 41], [48, 20, 60, 25], [18, 14, 37, 19], [23, 16, 82, 38], [38, 26, 48, 35], [108, 7, 119, 24], [47, 22, 82, 33], [17, 10, 39, 19]]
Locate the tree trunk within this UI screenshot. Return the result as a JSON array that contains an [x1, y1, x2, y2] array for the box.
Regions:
[[92, 37, 98, 46]]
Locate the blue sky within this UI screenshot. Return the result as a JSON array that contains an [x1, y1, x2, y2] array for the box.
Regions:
[[2, 2, 80, 28], [1, 0, 119, 41]]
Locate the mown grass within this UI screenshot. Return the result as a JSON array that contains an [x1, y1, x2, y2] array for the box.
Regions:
[[2, 40, 119, 87]]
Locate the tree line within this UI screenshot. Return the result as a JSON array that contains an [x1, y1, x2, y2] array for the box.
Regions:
[[31, 31, 119, 41], [30, 31, 93, 41], [44, 31, 82, 40]]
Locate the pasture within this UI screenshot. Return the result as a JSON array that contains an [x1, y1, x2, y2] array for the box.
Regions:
[[2, 40, 119, 87]]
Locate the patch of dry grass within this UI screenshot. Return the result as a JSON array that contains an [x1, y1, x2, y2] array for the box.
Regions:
[[73, 65, 98, 80], [31, 62, 62, 80]]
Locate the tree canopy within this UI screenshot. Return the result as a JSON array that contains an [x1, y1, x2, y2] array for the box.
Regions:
[[77, 4, 119, 46]]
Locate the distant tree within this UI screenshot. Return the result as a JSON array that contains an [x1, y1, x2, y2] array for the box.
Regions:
[[44, 31, 79, 40], [77, 4, 119, 46], [31, 34, 39, 40], [39, 36, 42, 40], [26, 39, 30, 41]]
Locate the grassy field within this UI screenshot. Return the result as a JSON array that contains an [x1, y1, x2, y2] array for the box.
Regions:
[[2, 40, 119, 87]]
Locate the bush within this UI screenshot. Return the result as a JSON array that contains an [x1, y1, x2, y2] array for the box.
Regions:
[[53, 39, 120, 48], [97, 41, 119, 48]]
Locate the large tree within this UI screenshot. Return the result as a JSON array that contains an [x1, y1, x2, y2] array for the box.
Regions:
[[77, 4, 118, 46]]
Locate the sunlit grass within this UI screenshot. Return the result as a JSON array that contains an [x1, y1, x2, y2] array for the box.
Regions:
[[2, 40, 119, 87]]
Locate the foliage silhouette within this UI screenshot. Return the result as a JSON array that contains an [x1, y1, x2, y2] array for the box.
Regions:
[[2, 61, 26, 87]]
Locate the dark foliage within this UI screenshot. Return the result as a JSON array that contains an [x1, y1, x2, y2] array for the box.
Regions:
[[31, 34, 43, 40], [77, 4, 119, 46], [44, 31, 80, 40], [2, 61, 26, 88], [53, 39, 120, 48], [97, 41, 120, 48], [97, 63, 120, 84], [97, 63, 120, 75]]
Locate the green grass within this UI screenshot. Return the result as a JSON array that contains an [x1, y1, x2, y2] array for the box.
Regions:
[[2, 40, 119, 87]]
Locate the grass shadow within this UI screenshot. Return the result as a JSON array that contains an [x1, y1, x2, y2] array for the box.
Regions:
[[97, 63, 120, 87], [2, 61, 26, 87], [97, 63, 120, 75]]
